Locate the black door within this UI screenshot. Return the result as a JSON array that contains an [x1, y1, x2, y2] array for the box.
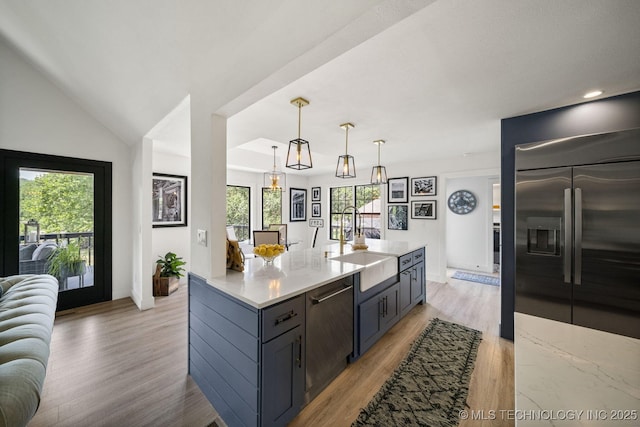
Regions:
[[1, 149, 112, 310]]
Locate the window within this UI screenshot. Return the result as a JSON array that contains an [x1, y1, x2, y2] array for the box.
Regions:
[[262, 188, 282, 230], [355, 184, 381, 238], [226, 185, 250, 241], [330, 186, 354, 240], [330, 185, 382, 241]]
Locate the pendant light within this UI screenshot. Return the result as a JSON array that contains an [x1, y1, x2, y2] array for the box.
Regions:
[[263, 145, 286, 191], [336, 122, 356, 178], [370, 140, 388, 185], [286, 97, 313, 170]]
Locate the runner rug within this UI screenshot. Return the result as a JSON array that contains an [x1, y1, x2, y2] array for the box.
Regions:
[[452, 271, 500, 286], [352, 318, 482, 427]]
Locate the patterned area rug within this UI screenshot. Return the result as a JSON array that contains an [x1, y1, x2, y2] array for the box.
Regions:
[[352, 318, 482, 427], [452, 271, 500, 286]]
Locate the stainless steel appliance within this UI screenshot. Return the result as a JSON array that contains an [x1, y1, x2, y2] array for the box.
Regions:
[[305, 276, 354, 404], [515, 128, 640, 339]]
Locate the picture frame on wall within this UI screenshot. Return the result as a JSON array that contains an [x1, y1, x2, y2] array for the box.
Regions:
[[411, 200, 437, 219], [411, 176, 437, 196], [311, 203, 321, 218], [387, 177, 408, 203], [152, 173, 188, 227], [311, 186, 321, 202], [388, 205, 408, 230], [290, 188, 307, 221]]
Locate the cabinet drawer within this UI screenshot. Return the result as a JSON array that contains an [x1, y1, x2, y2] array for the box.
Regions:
[[399, 253, 413, 271], [412, 248, 425, 264], [262, 295, 305, 343]]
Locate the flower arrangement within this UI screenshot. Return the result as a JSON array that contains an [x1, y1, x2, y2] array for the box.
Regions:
[[253, 244, 285, 264]]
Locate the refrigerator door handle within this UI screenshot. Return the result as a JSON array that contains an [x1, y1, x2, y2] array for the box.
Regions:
[[563, 188, 572, 283], [574, 188, 583, 285]]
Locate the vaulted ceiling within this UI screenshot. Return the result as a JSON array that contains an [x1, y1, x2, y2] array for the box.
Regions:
[[2, 0, 639, 176]]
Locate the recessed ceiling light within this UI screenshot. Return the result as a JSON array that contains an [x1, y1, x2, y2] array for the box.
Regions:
[[583, 90, 603, 99]]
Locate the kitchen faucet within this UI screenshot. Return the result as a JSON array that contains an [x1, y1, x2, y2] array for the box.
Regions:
[[339, 205, 360, 254]]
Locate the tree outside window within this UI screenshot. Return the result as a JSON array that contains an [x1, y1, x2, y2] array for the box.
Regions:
[[262, 188, 282, 230], [226, 185, 250, 241]]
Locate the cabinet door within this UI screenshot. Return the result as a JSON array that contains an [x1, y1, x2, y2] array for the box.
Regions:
[[262, 326, 304, 427], [411, 262, 425, 304], [358, 295, 382, 354], [380, 285, 399, 332], [399, 270, 412, 316]]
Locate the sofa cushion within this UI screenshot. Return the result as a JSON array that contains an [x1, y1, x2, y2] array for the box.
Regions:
[[19, 244, 37, 261], [0, 274, 58, 427], [31, 243, 57, 261]]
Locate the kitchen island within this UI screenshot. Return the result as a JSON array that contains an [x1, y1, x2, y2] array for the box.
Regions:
[[189, 240, 425, 427]]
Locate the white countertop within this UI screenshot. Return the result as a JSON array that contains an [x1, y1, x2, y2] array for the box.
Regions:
[[206, 239, 425, 309]]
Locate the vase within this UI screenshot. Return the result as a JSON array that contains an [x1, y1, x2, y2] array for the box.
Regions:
[[259, 255, 278, 266]]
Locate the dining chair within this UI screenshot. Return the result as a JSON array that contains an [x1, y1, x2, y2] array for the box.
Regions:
[[268, 224, 288, 248], [253, 230, 280, 246]]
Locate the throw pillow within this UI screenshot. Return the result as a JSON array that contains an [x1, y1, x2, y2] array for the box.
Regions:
[[32, 243, 57, 261], [19, 243, 38, 261]]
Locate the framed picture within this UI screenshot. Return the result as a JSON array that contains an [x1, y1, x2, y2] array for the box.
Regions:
[[290, 188, 307, 221], [411, 176, 437, 196], [411, 200, 437, 219], [152, 173, 187, 227], [311, 203, 321, 218], [387, 177, 408, 203], [388, 205, 408, 230], [311, 187, 321, 202]]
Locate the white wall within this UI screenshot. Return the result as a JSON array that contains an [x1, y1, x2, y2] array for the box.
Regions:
[[152, 150, 191, 285], [445, 175, 496, 273], [0, 37, 133, 300]]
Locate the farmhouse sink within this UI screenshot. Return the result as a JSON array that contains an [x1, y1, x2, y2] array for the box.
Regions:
[[331, 252, 398, 292]]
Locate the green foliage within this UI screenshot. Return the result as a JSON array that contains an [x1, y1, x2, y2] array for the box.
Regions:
[[226, 186, 250, 241], [48, 241, 85, 281], [156, 252, 186, 278], [20, 172, 94, 234], [262, 188, 282, 229]]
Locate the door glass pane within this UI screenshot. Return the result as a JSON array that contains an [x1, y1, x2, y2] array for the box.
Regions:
[[19, 168, 94, 292]]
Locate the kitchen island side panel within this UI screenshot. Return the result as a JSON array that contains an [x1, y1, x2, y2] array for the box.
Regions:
[[189, 273, 261, 427]]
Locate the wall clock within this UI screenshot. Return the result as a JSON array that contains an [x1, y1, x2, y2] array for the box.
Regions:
[[448, 190, 477, 215]]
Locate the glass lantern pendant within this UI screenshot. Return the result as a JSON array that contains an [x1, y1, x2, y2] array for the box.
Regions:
[[336, 122, 356, 178], [286, 97, 313, 170]]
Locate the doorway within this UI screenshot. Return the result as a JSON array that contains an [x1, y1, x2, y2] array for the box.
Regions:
[[1, 150, 112, 310]]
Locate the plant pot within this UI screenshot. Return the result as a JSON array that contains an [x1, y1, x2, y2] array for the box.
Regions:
[[153, 276, 179, 296], [153, 263, 180, 296]]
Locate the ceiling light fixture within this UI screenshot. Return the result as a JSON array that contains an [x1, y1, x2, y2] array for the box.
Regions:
[[370, 139, 388, 185], [583, 90, 603, 99], [264, 145, 286, 191], [336, 122, 356, 178], [286, 97, 313, 170]]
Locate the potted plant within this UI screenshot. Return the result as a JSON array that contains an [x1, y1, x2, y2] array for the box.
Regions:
[[47, 241, 86, 286], [153, 251, 186, 296]]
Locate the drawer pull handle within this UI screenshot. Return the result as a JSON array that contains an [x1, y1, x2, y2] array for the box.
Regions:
[[402, 259, 411, 265], [274, 310, 298, 325], [311, 285, 353, 304]]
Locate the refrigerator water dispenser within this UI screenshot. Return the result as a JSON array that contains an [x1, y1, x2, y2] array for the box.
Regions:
[[526, 217, 561, 256]]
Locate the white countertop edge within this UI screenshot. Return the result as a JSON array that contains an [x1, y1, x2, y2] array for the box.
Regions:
[[203, 240, 425, 309], [206, 266, 364, 309]]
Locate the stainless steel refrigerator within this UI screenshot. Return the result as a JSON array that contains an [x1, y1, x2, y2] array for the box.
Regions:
[[515, 127, 640, 339]]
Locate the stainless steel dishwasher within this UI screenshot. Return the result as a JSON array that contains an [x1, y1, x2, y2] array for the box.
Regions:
[[305, 275, 354, 404]]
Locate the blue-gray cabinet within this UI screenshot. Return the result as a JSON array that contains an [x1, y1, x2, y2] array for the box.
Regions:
[[355, 247, 426, 359], [358, 282, 400, 354], [189, 273, 305, 427], [399, 247, 425, 317]]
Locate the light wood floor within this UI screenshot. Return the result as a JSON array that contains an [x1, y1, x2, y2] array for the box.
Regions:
[[30, 272, 513, 427]]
